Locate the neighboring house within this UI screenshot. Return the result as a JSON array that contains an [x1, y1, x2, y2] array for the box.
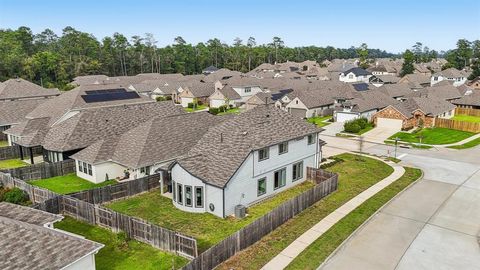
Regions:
[[414, 63, 431, 75], [285, 91, 335, 118], [339, 68, 373, 83], [372, 97, 455, 130], [221, 77, 265, 102], [0, 202, 103, 270], [244, 92, 277, 110], [202, 65, 219, 75], [208, 85, 242, 108], [467, 76, 480, 90], [367, 64, 396, 76], [0, 99, 47, 141], [376, 84, 413, 101], [409, 84, 463, 102], [72, 75, 109, 86], [398, 73, 431, 89], [451, 92, 480, 109], [170, 106, 324, 218], [334, 91, 393, 122], [71, 112, 225, 184], [369, 75, 400, 87], [178, 81, 216, 107], [0, 78, 60, 101], [431, 68, 467, 86]]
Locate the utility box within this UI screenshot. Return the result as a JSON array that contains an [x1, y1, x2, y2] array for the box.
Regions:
[[235, 204, 246, 218]]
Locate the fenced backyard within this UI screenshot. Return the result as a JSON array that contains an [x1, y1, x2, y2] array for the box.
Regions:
[[436, 108, 480, 133], [456, 107, 480, 117], [0, 159, 76, 181]]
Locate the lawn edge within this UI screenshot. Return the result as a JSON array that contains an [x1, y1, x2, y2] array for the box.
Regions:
[[314, 167, 423, 270]]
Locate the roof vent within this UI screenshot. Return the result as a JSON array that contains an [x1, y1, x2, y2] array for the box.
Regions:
[[242, 131, 248, 136]]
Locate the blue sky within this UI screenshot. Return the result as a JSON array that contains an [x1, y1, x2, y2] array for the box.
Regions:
[[1, 0, 479, 53]]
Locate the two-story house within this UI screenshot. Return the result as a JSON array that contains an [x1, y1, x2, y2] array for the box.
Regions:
[[339, 67, 373, 83], [431, 68, 467, 87], [169, 106, 324, 218]]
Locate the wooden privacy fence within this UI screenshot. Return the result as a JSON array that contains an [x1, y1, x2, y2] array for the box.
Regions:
[[0, 172, 58, 204], [456, 107, 480, 117], [1, 159, 76, 181], [58, 195, 198, 259], [69, 174, 160, 204], [0, 145, 20, 160], [435, 118, 480, 133], [181, 170, 338, 270]]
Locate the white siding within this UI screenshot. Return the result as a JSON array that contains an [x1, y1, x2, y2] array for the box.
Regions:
[[232, 86, 263, 102], [181, 97, 194, 107], [210, 98, 226, 108], [75, 160, 126, 184], [335, 111, 359, 122], [64, 254, 96, 270]]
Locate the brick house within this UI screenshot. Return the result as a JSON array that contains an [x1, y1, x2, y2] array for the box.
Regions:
[[372, 97, 455, 130]]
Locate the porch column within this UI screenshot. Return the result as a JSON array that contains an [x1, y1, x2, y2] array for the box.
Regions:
[[18, 145, 24, 161], [29, 147, 34, 164]]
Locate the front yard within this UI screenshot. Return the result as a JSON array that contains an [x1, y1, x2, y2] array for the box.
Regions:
[[0, 159, 29, 170], [217, 107, 240, 115], [29, 173, 116, 194], [307, 116, 332, 128], [447, 137, 480, 149], [185, 104, 208, 112], [451, 114, 480, 123], [389, 127, 476, 145], [55, 217, 189, 270], [217, 153, 394, 270], [106, 181, 315, 252]]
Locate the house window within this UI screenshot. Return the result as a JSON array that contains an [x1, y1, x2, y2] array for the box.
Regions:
[[177, 183, 183, 205], [195, 187, 203, 208], [88, 164, 92, 176], [258, 147, 269, 161], [348, 74, 353, 79], [278, 142, 288, 155], [308, 134, 315, 145], [78, 160, 83, 172], [245, 87, 251, 93], [274, 168, 286, 190], [83, 162, 88, 174], [185, 186, 192, 207], [258, 178, 267, 196], [140, 166, 151, 175], [292, 161, 304, 181], [172, 181, 176, 202]]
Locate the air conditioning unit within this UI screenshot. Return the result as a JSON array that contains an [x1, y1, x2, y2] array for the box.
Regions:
[[235, 204, 246, 219]]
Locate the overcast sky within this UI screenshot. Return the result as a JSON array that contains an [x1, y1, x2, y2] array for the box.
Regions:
[[1, 0, 479, 53]]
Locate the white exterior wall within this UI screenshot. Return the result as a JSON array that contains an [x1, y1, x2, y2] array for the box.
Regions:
[[431, 76, 467, 87], [232, 86, 263, 102], [75, 160, 127, 184], [181, 97, 194, 107], [335, 109, 377, 122], [339, 72, 372, 83], [64, 254, 97, 270]]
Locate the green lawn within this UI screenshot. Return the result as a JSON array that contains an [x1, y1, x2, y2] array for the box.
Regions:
[[217, 108, 240, 115], [447, 137, 480, 149], [106, 181, 314, 252], [451, 114, 480, 123], [218, 153, 394, 270], [307, 116, 332, 128], [185, 104, 207, 112], [285, 167, 422, 270], [389, 127, 476, 145], [54, 217, 188, 270], [0, 159, 29, 170], [29, 173, 116, 194], [0, 141, 8, 148], [343, 123, 374, 135]]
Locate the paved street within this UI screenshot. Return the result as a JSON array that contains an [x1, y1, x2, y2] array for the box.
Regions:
[[318, 138, 480, 270]]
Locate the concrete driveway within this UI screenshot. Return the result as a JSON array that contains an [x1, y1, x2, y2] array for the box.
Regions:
[[321, 121, 344, 136], [362, 127, 398, 143], [319, 143, 480, 270]]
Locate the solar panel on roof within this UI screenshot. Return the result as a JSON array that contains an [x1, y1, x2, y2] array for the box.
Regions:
[[352, 83, 369, 92], [81, 89, 140, 103]]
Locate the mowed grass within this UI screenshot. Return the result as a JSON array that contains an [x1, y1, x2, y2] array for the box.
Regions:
[[0, 140, 8, 148], [217, 153, 394, 270], [389, 127, 475, 145], [217, 108, 241, 115], [285, 167, 422, 270], [307, 116, 332, 128], [106, 180, 315, 252], [184, 104, 207, 112], [451, 114, 480, 123], [54, 217, 189, 270], [447, 137, 480, 149], [0, 159, 29, 169], [29, 173, 116, 194]]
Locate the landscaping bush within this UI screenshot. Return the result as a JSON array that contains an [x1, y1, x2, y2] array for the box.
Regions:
[[155, 96, 166, 102], [320, 157, 344, 169], [209, 107, 219, 115], [356, 117, 368, 129], [165, 95, 172, 100], [344, 121, 361, 133], [3, 188, 28, 204], [197, 100, 203, 106], [187, 102, 194, 109], [218, 105, 228, 112]]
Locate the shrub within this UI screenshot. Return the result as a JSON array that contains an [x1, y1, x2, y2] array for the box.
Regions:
[[197, 100, 203, 106], [187, 102, 194, 109], [218, 105, 228, 112], [165, 95, 172, 100], [156, 96, 166, 102], [209, 107, 219, 115], [356, 117, 368, 129], [3, 188, 28, 204], [344, 121, 361, 133]]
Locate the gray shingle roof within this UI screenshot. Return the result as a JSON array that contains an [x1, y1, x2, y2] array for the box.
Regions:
[[376, 84, 413, 98], [217, 85, 241, 100], [0, 99, 47, 126], [452, 92, 480, 106], [71, 112, 229, 168], [341, 67, 371, 76], [0, 78, 60, 100], [0, 215, 102, 270], [433, 68, 465, 78], [392, 97, 455, 117], [4, 117, 51, 147], [0, 202, 62, 226], [177, 106, 323, 188]]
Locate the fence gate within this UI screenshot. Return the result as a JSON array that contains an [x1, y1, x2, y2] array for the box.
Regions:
[[132, 219, 152, 243], [95, 206, 114, 229], [175, 233, 198, 259]]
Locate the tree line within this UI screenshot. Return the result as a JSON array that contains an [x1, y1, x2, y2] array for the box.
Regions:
[[0, 26, 396, 89]]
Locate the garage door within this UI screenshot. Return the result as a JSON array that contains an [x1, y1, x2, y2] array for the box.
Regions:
[[336, 112, 358, 123], [377, 118, 403, 130], [289, 108, 307, 119]]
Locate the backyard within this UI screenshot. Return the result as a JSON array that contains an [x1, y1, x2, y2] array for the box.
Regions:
[[29, 173, 116, 194], [451, 114, 480, 123], [307, 116, 332, 128], [389, 127, 476, 145], [217, 153, 394, 270], [0, 159, 28, 170], [106, 180, 315, 252], [54, 217, 188, 270], [0, 140, 8, 148]]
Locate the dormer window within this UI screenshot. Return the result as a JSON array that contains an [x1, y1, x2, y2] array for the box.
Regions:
[[245, 87, 252, 93], [258, 147, 269, 161], [348, 74, 354, 79]]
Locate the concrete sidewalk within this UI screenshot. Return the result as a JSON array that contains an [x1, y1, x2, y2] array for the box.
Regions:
[[436, 133, 480, 147], [261, 157, 405, 270]]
